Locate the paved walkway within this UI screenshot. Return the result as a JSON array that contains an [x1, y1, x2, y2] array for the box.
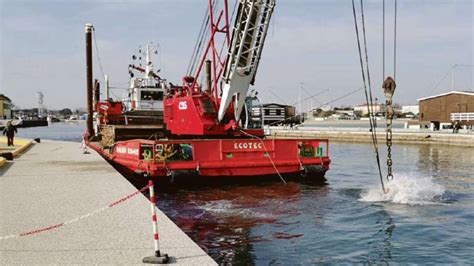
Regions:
[[0, 140, 216, 265]]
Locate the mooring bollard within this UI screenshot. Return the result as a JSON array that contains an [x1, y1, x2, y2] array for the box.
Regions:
[[143, 180, 169, 264]]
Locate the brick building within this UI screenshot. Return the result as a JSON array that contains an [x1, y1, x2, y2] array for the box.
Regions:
[[418, 91, 474, 127]]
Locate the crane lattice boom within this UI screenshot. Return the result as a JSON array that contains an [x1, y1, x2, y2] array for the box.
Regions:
[[218, 0, 275, 122]]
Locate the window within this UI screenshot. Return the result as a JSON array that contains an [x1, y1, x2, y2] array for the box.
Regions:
[[264, 109, 270, 116], [141, 90, 163, 101], [276, 109, 282, 116]]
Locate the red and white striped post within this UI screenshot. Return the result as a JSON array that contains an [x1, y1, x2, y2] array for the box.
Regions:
[[143, 180, 170, 264]]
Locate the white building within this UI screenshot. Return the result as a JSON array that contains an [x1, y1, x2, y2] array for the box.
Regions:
[[354, 103, 383, 115], [402, 105, 419, 115]]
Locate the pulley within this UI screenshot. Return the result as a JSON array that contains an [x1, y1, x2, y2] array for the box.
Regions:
[[382, 76, 396, 181]]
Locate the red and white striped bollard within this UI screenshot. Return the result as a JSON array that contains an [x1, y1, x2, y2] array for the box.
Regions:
[[143, 180, 169, 264]]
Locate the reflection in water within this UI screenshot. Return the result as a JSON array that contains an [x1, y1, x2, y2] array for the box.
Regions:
[[19, 124, 473, 263], [415, 145, 474, 180], [157, 182, 330, 264], [366, 213, 394, 263], [144, 143, 473, 264], [417, 145, 442, 174]]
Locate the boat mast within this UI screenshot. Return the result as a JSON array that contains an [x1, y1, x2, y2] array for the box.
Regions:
[[85, 23, 94, 137], [145, 44, 152, 79]]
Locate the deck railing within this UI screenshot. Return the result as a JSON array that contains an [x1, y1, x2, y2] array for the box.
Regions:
[[451, 112, 474, 121]]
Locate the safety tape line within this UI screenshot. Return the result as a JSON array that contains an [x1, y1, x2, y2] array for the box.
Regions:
[[0, 184, 151, 240]]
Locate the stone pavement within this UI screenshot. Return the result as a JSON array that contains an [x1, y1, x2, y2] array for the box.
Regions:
[[0, 140, 216, 265]]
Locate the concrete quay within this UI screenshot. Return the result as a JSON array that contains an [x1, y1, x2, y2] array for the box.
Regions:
[[0, 138, 34, 158], [0, 139, 216, 265], [270, 128, 474, 147]]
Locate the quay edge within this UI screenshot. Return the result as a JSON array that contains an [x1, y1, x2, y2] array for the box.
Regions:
[[270, 129, 474, 147], [0, 140, 216, 265]]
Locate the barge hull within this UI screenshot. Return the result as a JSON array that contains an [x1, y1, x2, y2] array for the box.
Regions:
[[88, 138, 330, 180]]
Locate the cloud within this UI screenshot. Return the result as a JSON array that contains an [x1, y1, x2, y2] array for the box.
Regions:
[[0, 0, 472, 110]]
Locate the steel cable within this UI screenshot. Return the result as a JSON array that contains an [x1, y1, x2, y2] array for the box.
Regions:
[[394, 0, 397, 79], [238, 129, 287, 185], [187, 3, 212, 75], [266, 87, 361, 126], [352, 0, 386, 193], [91, 26, 105, 80], [382, 0, 385, 80]]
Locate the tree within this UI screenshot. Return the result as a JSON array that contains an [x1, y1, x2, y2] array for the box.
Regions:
[[58, 108, 73, 117]]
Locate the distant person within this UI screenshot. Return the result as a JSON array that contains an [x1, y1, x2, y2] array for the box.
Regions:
[[452, 121, 460, 133], [3, 120, 17, 146]]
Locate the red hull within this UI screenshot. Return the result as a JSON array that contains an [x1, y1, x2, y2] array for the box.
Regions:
[[88, 138, 330, 180]]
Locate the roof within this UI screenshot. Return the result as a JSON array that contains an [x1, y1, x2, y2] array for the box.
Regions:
[[0, 94, 12, 102], [417, 91, 474, 102], [262, 103, 292, 108], [355, 103, 382, 107]]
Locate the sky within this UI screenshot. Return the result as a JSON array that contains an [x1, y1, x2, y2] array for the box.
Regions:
[[0, 0, 472, 111]]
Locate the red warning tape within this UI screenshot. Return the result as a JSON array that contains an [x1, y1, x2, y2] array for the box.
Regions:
[[0, 184, 151, 240]]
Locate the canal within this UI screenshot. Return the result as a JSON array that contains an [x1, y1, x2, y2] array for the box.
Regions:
[[155, 142, 473, 264], [18, 123, 474, 264]]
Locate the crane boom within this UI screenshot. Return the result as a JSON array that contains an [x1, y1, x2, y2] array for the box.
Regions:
[[218, 0, 275, 122]]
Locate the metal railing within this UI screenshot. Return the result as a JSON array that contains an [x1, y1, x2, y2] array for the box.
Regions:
[[451, 112, 474, 121]]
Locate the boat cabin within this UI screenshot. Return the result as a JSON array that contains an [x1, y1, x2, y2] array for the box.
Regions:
[[128, 77, 165, 111]]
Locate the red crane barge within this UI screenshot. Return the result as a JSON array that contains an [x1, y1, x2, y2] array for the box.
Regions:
[[85, 0, 330, 183]]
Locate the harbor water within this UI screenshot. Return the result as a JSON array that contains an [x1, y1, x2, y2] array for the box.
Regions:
[[19, 123, 474, 264]]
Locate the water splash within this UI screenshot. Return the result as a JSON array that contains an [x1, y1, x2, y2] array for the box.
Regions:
[[360, 174, 445, 205]]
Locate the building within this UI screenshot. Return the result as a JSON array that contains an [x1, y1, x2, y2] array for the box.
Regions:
[[401, 105, 419, 115], [354, 103, 383, 116], [253, 103, 298, 125], [418, 91, 474, 127], [0, 94, 12, 119]]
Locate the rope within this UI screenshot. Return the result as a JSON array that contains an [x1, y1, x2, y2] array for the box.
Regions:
[[384, 0, 398, 181], [360, 0, 385, 186], [360, 0, 383, 159], [394, 0, 397, 79], [425, 65, 456, 93], [290, 89, 329, 108], [188, 0, 219, 76], [0, 184, 151, 240], [238, 129, 287, 185], [352, 0, 386, 193], [92, 26, 105, 80], [187, 3, 210, 75], [301, 85, 323, 108], [382, 0, 385, 80], [267, 87, 362, 127], [360, 0, 377, 123]]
